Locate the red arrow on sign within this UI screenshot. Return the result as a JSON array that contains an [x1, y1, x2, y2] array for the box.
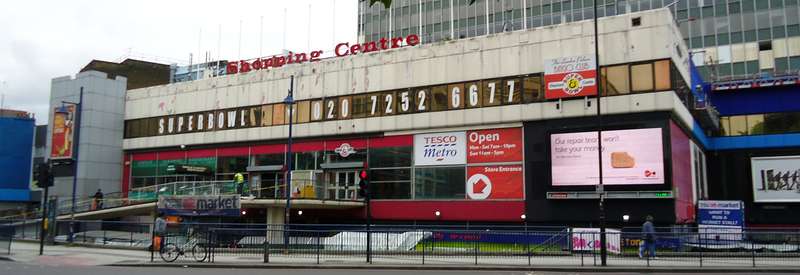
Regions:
[[473, 180, 488, 194]]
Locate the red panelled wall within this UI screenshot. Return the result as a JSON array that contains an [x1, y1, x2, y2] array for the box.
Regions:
[[670, 121, 695, 223]]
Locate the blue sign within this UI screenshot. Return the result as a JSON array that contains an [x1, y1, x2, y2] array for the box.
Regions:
[[698, 200, 744, 241]]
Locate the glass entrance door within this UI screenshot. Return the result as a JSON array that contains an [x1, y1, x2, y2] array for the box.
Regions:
[[328, 170, 360, 200]]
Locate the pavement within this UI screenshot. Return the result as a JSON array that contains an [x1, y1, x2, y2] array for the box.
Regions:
[[4, 241, 800, 273]]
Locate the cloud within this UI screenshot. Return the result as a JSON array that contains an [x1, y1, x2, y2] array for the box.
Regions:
[[0, 0, 357, 125]]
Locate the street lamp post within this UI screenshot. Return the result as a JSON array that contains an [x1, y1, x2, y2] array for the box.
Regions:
[[283, 75, 295, 251], [62, 87, 83, 243], [593, 0, 608, 266]]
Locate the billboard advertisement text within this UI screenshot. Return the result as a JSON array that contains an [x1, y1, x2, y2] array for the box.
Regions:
[[550, 128, 664, 186]]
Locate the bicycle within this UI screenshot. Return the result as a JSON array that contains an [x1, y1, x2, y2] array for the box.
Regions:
[[159, 229, 208, 262]]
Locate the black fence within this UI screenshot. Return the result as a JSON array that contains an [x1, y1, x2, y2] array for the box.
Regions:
[[4, 219, 800, 268], [0, 225, 12, 255]]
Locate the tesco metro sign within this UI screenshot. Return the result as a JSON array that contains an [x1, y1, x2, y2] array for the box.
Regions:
[[227, 34, 420, 74]]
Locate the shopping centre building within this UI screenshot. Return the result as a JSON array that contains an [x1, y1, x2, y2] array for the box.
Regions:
[[118, 8, 715, 226]]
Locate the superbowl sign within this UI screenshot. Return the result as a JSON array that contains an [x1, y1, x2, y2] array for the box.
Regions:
[[414, 132, 467, 166], [157, 195, 241, 216], [50, 105, 76, 159], [544, 55, 597, 99]]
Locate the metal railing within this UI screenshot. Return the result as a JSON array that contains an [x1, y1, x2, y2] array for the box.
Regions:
[[0, 179, 362, 221], [6, 219, 799, 268], [0, 225, 11, 255]]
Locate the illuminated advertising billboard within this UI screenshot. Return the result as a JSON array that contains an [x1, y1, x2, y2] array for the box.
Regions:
[[550, 128, 664, 186]]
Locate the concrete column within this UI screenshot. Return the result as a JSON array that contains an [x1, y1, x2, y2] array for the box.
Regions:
[[265, 207, 285, 245]]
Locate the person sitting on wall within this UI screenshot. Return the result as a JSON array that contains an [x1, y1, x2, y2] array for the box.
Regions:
[[93, 189, 104, 210]]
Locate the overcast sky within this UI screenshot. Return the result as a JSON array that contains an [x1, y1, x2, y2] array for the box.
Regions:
[[0, 0, 358, 125]]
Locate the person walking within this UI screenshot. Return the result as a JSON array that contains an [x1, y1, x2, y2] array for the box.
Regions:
[[639, 215, 657, 259], [154, 212, 167, 252]]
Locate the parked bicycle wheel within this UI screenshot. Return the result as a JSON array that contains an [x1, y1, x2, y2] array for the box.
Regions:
[[160, 243, 180, 262], [191, 244, 208, 262]]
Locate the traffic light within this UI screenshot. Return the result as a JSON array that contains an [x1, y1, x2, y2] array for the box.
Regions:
[[35, 163, 53, 188], [358, 169, 369, 199]]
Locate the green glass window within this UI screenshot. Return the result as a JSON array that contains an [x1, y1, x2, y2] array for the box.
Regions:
[[414, 166, 465, 199], [132, 160, 157, 177], [369, 146, 412, 168]]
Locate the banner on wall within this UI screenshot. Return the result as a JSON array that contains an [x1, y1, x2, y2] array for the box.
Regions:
[[571, 228, 621, 254], [550, 128, 665, 186], [544, 55, 597, 99], [157, 195, 241, 216], [50, 105, 76, 159], [466, 128, 523, 163], [466, 165, 524, 200], [414, 132, 467, 166], [750, 156, 800, 202]]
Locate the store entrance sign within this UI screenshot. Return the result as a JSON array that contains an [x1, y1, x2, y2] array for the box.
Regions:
[[544, 55, 597, 99], [466, 165, 523, 200]]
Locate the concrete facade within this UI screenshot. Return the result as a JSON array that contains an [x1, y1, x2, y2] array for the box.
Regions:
[[124, 9, 692, 150], [47, 71, 127, 200]]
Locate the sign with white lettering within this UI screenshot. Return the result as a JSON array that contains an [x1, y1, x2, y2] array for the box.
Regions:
[[466, 128, 523, 163], [751, 155, 800, 202], [157, 195, 241, 216], [571, 228, 621, 254], [466, 165, 524, 200], [698, 200, 744, 241], [413, 132, 467, 166]]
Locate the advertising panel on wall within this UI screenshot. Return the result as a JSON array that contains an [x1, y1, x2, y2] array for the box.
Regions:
[[544, 55, 597, 99], [750, 156, 800, 202], [550, 128, 664, 186], [50, 105, 76, 159], [698, 200, 744, 241], [467, 128, 523, 163], [414, 127, 525, 201], [414, 132, 467, 166], [571, 228, 621, 254], [466, 165, 524, 200]]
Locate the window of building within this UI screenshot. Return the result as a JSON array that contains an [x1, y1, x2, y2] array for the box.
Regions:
[[369, 146, 412, 168], [217, 156, 249, 176], [482, 79, 504, 106], [728, 115, 748, 136], [294, 151, 321, 170], [522, 75, 543, 103], [339, 96, 352, 119], [296, 100, 311, 123], [272, 103, 286, 125], [631, 63, 654, 92], [602, 64, 630, 95], [352, 95, 368, 119], [654, 60, 672, 90], [261, 105, 274, 126], [414, 166, 465, 199], [255, 154, 284, 166], [465, 81, 483, 108], [430, 85, 449, 111]]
